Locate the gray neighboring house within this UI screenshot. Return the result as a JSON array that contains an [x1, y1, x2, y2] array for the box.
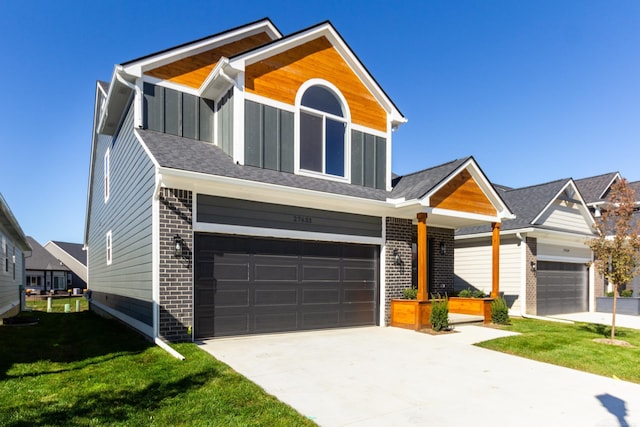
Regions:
[[0, 193, 30, 318], [575, 172, 640, 298], [25, 237, 73, 294], [84, 18, 511, 343], [455, 178, 596, 316], [44, 241, 87, 291]]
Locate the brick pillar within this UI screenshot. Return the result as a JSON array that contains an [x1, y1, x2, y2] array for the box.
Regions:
[[525, 237, 537, 315], [159, 188, 193, 342], [384, 217, 413, 325]]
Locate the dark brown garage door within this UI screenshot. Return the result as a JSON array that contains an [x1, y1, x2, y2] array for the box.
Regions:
[[537, 261, 588, 316], [194, 234, 379, 338]]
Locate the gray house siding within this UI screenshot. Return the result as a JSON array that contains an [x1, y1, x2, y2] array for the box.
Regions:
[[143, 82, 215, 143], [0, 232, 25, 318], [87, 104, 155, 330], [351, 130, 386, 190], [244, 100, 294, 173], [217, 88, 234, 156], [197, 194, 382, 238]]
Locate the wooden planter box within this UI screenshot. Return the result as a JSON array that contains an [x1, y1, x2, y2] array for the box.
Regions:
[[448, 297, 492, 324], [390, 299, 433, 330], [596, 297, 640, 315]]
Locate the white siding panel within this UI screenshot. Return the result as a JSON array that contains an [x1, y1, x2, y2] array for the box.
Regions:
[[500, 239, 523, 314], [538, 241, 591, 262], [536, 201, 592, 234]]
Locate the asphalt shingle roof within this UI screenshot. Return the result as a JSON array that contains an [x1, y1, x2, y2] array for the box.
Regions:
[[457, 178, 571, 235], [574, 172, 618, 204], [389, 158, 470, 200], [25, 237, 70, 272], [51, 241, 86, 266]]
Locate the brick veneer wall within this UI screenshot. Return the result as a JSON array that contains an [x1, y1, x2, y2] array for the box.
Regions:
[[422, 226, 455, 296], [525, 237, 537, 315], [384, 217, 412, 325], [159, 188, 193, 342]]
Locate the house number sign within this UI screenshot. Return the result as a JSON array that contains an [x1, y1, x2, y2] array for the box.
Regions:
[[293, 215, 313, 224]]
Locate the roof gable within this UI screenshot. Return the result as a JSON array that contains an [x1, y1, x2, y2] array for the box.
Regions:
[[430, 169, 496, 216], [574, 172, 620, 204], [25, 237, 69, 272]]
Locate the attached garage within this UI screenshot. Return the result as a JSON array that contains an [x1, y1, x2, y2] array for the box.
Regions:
[[536, 261, 588, 316], [194, 234, 379, 338]]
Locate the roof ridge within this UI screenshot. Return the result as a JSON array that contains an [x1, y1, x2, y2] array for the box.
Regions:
[[503, 177, 571, 193], [574, 171, 618, 182], [395, 157, 470, 180]]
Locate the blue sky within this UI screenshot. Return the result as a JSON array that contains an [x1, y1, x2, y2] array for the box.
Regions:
[[1, 0, 638, 245]]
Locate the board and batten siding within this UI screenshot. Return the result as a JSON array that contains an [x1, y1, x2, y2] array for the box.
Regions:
[[0, 232, 24, 317], [244, 100, 294, 173], [454, 236, 524, 313], [87, 104, 155, 332], [535, 200, 593, 234]]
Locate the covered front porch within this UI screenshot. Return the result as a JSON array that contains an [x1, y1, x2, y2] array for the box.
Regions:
[[385, 158, 513, 330]]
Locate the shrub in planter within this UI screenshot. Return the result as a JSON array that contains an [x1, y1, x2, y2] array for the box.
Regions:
[[490, 297, 510, 325], [430, 294, 449, 331], [605, 291, 615, 297], [457, 288, 486, 298], [620, 289, 634, 297], [403, 287, 418, 299]]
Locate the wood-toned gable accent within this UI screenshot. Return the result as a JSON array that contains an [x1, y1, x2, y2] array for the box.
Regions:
[[145, 32, 273, 88], [245, 36, 388, 132], [430, 169, 496, 216]]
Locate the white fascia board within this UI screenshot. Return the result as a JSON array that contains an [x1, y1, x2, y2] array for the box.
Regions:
[[530, 228, 596, 243], [157, 167, 391, 216], [229, 23, 406, 127], [532, 180, 595, 228], [122, 20, 281, 77], [600, 172, 622, 199], [537, 254, 592, 263], [425, 207, 501, 224], [455, 227, 536, 240], [194, 222, 383, 246]]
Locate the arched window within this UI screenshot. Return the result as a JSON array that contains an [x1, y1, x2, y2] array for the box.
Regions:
[[299, 85, 347, 177]]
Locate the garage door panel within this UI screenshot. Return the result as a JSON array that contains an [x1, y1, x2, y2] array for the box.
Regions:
[[195, 234, 378, 338], [254, 264, 298, 281], [254, 288, 298, 306], [303, 288, 340, 304], [537, 261, 587, 315], [302, 265, 340, 281]]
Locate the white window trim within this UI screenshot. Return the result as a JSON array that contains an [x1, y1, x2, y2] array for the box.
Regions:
[[104, 148, 111, 203], [294, 79, 351, 183], [106, 230, 112, 265]]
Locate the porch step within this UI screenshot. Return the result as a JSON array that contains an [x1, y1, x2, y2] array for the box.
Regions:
[[449, 313, 484, 325]]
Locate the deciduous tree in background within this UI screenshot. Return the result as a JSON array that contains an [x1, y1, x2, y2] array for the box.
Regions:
[[588, 178, 640, 340]]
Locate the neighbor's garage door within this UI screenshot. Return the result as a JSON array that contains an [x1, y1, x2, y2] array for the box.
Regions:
[[194, 234, 379, 338], [537, 261, 587, 316]]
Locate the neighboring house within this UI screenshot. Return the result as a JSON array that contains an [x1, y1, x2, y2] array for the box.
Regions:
[[43, 241, 87, 290], [0, 193, 30, 318], [84, 18, 512, 342], [575, 173, 640, 297], [455, 178, 596, 316], [25, 237, 73, 294]]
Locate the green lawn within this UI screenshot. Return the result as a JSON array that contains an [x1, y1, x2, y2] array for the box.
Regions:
[[0, 310, 316, 426], [477, 318, 640, 383], [24, 296, 89, 313]]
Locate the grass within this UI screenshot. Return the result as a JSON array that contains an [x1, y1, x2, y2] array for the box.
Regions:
[[477, 318, 640, 383], [24, 295, 89, 313], [0, 309, 316, 426]]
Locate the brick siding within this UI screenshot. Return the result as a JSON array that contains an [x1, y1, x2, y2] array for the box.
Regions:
[[525, 237, 537, 315], [384, 217, 412, 325], [159, 188, 193, 342]]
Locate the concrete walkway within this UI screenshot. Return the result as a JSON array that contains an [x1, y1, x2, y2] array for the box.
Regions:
[[200, 325, 640, 427]]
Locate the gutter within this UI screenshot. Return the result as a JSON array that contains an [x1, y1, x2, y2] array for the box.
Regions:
[[114, 66, 143, 128], [155, 337, 185, 360]]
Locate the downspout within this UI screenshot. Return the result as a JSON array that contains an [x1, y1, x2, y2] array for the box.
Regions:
[[115, 67, 143, 129], [152, 171, 185, 360]]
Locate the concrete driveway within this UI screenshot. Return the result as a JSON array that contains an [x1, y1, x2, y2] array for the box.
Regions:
[[200, 325, 640, 427]]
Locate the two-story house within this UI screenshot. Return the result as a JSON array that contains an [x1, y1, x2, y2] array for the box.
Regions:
[[85, 18, 512, 343], [0, 193, 30, 318]]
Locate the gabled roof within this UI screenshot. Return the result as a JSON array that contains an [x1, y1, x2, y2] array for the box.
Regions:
[[629, 181, 640, 202], [0, 193, 30, 252], [574, 172, 620, 205], [390, 158, 469, 200], [25, 237, 69, 272], [457, 178, 592, 236], [48, 241, 86, 266]]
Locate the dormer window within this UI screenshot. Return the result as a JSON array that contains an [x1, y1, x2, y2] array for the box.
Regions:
[[299, 84, 348, 178]]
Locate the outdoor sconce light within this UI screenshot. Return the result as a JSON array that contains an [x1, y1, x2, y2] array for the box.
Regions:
[[393, 248, 403, 266], [439, 241, 446, 255], [173, 234, 184, 258], [530, 261, 537, 272]]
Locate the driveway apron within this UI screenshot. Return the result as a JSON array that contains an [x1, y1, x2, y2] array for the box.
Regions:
[[200, 326, 640, 427]]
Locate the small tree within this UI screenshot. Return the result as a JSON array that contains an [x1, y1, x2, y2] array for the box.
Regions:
[[587, 178, 640, 340]]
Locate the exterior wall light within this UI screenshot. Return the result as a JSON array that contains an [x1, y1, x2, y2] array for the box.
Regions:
[[439, 241, 446, 255], [173, 234, 184, 258], [530, 260, 537, 272], [393, 248, 403, 266]]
